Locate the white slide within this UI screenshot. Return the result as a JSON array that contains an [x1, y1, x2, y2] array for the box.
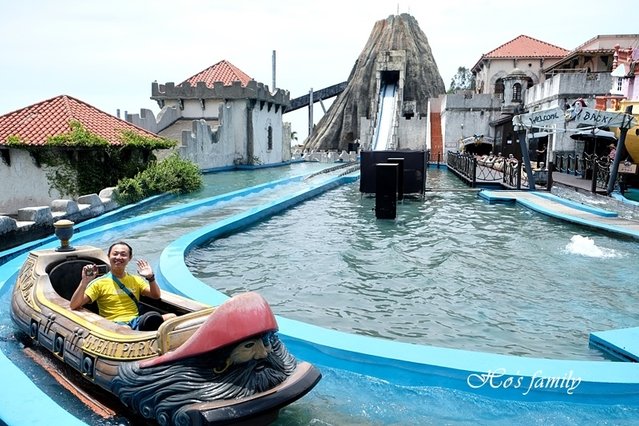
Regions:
[[372, 83, 397, 151]]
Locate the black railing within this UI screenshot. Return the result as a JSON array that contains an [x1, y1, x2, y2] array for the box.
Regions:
[[502, 161, 522, 189], [554, 151, 614, 193], [447, 151, 477, 186], [447, 151, 528, 189], [553, 151, 584, 177], [594, 156, 612, 192]]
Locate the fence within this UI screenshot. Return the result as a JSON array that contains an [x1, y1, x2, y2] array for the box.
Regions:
[[447, 152, 526, 189]]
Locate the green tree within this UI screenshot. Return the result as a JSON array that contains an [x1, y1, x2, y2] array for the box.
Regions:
[[448, 66, 475, 93]]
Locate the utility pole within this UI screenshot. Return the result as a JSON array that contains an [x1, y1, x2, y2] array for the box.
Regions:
[[308, 88, 314, 138], [272, 50, 276, 91]]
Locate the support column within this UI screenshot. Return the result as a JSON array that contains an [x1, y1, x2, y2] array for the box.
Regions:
[[607, 105, 634, 195], [308, 88, 314, 138], [375, 163, 398, 219], [519, 130, 535, 189]]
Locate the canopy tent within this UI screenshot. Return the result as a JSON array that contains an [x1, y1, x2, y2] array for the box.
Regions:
[[569, 128, 617, 143], [570, 128, 617, 158]]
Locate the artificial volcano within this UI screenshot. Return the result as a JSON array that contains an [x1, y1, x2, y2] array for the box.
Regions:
[[303, 13, 446, 151]]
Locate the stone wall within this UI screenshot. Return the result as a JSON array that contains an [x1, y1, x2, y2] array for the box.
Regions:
[[126, 107, 182, 134], [0, 149, 64, 215], [439, 93, 503, 157], [151, 80, 289, 110], [0, 187, 119, 251], [359, 116, 428, 151]]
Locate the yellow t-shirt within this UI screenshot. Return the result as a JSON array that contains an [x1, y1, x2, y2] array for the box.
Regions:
[[85, 273, 149, 322]]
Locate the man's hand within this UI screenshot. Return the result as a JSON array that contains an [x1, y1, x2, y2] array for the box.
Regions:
[[136, 259, 154, 280], [137, 259, 161, 299]]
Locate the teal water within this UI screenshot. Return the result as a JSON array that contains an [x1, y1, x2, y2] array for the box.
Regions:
[[186, 168, 639, 360], [623, 188, 639, 203], [2, 164, 639, 425]]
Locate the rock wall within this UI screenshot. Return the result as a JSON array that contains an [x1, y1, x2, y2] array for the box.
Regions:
[[303, 13, 446, 151]]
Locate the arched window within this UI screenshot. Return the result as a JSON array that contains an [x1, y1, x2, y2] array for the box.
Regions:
[[494, 79, 505, 100], [267, 126, 273, 150], [512, 83, 522, 102], [526, 77, 534, 89]]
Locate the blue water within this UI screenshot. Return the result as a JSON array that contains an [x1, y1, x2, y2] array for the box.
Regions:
[[2, 164, 639, 424], [186, 169, 639, 360], [277, 366, 639, 425]]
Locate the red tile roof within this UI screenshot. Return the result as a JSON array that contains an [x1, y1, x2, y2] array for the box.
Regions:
[[0, 95, 159, 146], [180, 59, 253, 87], [483, 35, 569, 59]]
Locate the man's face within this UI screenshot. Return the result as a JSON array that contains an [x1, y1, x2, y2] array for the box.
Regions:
[[109, 244, 131, 269]]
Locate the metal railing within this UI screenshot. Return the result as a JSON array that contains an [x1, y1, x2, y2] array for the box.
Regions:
[[502, 161, 522, 189], [447, 152, 527, 189], [553, 151, 585, 177], [553, 151, 614, 193], [590, 155, 612, 192], [447, 151, 477, 186]]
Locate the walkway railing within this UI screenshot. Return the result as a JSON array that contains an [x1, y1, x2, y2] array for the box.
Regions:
[[591, 155, 612, 192], [553, 151, 584, 177], [503, 161, 523, 189], [552, 152, 614, 193], [447, 151, 477, 186], [447, 151, 524, 188]]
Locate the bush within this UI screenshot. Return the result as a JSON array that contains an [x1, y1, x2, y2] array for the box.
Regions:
[[114, 177, 144, 205], [115, 154, 202, 204]]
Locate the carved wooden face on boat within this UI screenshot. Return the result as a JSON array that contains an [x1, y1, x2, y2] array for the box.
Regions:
[[112, 332, 297, 423], [229, 334, 273, 364]]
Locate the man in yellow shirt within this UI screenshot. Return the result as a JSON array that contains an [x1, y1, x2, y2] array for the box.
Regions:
[[70, 241, 168, 330]]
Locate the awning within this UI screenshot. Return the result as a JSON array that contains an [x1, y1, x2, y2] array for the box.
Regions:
[[570, 129, 617, 143]]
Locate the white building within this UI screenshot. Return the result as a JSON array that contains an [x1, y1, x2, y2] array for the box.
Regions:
[[128, 60, 292, 171]]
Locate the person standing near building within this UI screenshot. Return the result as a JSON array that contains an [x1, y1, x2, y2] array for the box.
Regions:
[[535, 143, 547, 168]]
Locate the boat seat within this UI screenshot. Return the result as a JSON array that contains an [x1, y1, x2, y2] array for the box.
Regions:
[[49, 259, 99, 313]]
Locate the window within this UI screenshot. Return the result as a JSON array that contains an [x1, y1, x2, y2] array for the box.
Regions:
[[512, 83, 522, 102], [267, 126, 273, 150], [617, 77, 623, 93]]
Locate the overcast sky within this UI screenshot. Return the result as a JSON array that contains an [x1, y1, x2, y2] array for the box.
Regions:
[[1, 0, 636, 141]]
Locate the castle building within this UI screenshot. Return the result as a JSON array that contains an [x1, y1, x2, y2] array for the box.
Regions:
[[128, 60, 291, 171]]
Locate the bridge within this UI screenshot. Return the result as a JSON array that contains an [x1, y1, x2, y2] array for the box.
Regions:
[[285, 82, 347, 113], [284, 82, 347, 138]]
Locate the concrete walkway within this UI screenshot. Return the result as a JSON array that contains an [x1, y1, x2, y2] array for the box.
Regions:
[[551, 171, 607, 194], [479, 190, 639, 239]]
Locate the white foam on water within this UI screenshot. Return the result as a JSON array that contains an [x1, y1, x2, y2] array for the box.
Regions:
[[564, 235, 619, 258]]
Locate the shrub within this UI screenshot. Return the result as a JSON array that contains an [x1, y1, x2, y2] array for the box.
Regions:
[[115, 154, 202, 204], [114, 177, 144, 205]]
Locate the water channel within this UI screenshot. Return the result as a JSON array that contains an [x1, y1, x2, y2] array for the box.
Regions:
[[1, 163, 639, 424]]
